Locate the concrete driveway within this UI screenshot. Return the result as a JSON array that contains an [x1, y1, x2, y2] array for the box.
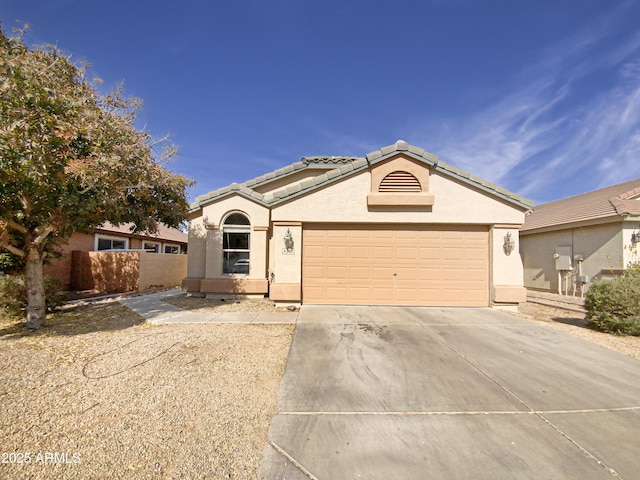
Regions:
[[258, 306, 640, 480]]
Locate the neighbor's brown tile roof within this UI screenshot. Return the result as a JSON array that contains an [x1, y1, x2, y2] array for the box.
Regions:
[[96, 222, 188, 244], [521, 178, 640, 232]]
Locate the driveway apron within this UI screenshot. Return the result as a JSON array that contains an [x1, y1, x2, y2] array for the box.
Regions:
[[258, 306, 640, 480]]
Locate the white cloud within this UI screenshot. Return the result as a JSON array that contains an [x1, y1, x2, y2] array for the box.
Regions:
[[412, 4, 640, 203]]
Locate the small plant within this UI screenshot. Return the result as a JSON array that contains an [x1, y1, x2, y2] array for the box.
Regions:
[[0, 275, 65, 316], [585, 274, 640, 336]]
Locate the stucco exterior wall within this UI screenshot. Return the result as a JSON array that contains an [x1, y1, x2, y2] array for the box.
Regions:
[[185, 195, 270, 295], [269, 222, 302, 302], [271, 169, 525, 225], [186, 153, 529, 304], [139, 252, 187, 292], [521, 222, 623, 292], [72, 251, 186, 293], [623, 221, 640, 268], [491, 226, 526, 304], [43, 232, 95, 289], [71, 251, 140, 293], [186, 217, 207, 279]]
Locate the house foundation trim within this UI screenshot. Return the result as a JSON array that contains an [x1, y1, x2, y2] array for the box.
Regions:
[[269, 283, 302, 302], [492, 285, 527, 303], [182, 277, 202, 292], [200, 278, 269, 294]]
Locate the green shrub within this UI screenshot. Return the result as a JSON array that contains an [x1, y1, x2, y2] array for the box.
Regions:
[[585, 275, 640, 336], [0, 275, 65, 315], [0, 252, 23, 274]]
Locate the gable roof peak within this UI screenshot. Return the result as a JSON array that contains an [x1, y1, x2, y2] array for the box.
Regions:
[[301, 155, 363, 165], [189, 141, 533, 213]]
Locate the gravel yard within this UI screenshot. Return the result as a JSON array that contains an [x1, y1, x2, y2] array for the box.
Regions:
[[517, 301, 640, 360], [1, 296, 639, 480], [0, 301, 293, 480]]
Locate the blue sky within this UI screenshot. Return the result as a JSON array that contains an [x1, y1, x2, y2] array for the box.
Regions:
[[2, 0, 640, 205]]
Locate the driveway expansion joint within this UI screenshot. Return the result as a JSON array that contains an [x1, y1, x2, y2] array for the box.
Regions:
[[418, 321, 629, 480]]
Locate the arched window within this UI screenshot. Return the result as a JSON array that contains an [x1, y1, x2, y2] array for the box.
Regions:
[[222, 212, 250, 274], [378, 171, 421, 192]]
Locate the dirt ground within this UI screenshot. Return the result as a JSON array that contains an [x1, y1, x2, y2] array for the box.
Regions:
[[516, 301, 640, 360], [1, 298, 638, 480], [0, 302, 294, 480]]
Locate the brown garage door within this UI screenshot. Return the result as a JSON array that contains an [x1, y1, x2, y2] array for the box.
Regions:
[[302, 225, 489, 306]]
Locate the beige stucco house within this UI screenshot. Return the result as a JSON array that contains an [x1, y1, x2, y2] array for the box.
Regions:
[[520, 179, 640, 294], [183, 141, 533, 309]]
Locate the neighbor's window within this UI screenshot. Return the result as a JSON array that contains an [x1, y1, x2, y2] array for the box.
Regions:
[[222, 213, 250, 274], [96, 235, 128, 251], [143, 241, 160, 253], [164, 244, 181, 254]]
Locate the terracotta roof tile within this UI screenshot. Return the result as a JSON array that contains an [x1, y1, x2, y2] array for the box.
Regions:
[[521, 178, 640, 232]]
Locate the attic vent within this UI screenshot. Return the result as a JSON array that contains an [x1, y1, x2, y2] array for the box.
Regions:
[[379, 171, 421, 192]]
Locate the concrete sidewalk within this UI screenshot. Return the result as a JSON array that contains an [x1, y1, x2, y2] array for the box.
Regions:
[[118, 288, 299, 324], [259, 306, 640, 480]]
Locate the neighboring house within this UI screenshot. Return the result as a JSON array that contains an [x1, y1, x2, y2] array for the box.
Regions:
[[520, 179, 640, 294], [44, 222, 188, 291], [183, 140, 533, 310]]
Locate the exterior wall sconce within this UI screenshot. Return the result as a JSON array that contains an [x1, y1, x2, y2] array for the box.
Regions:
[[282, 228, 295, 254], [503, 232, 515, 256], [632, 227, 640, 245]]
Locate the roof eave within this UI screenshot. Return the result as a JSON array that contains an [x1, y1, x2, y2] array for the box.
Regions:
[[520, 214, 623, 235]]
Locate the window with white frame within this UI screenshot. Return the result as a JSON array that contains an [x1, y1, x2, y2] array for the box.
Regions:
[[96, 235, 128, 251], [143, 241, 160, 253], [222, 213, 250, 274], [163, 244, 181, 254]]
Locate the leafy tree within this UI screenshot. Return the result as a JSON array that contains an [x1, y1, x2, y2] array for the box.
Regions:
[[0, 26, 193, 328]]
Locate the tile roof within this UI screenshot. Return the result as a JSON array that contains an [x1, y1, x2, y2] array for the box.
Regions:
[[96, 222, 188, 244], [521, 178, 640, 233], [190, 140, 534, 212]]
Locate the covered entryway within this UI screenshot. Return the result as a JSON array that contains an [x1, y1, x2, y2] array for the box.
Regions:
[[302, 224, 489, 306]]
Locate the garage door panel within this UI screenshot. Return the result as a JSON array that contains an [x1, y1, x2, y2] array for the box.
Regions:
[[350, 246, 370, 258], [303, 225, 488, 306], [326, 287, 347, 301], [304, 265, 325, 278], [326, 246, 348, 259], [396, 267, 418, 280], [419, 268, 442, 280], [466, 269, 489, 281], [397, 246, 418, 259], [395, 288, 418, 301], [443, 269, 465, 281], [372, 246, 391, 259], [304, 245, 325, 258], [326, 266, 347, 279], [327, 230, 349, 238], [419, 246, 441, 260], [372, 230, 394, 239], [349, 266, 371, 279], [349, 287, 372, 300], [371, 287, 394, 302], [373, 267, 394, 280]]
